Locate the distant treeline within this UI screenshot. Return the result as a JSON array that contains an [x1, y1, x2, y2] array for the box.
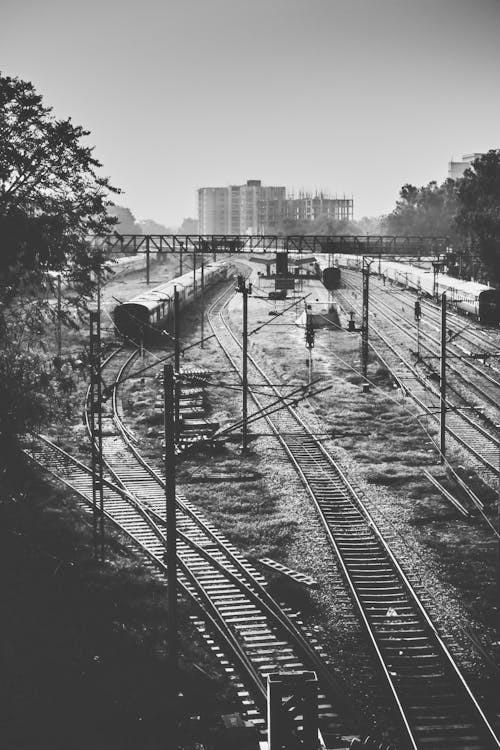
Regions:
[[284, 150, 500, 286], [382, 150, 500, 285], [108, 205, 198, 236]]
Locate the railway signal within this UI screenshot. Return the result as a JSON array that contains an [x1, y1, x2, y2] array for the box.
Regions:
[[305, 312, 315, 348], [347, 260, 372, 392], [414, 299, 421, 321], [305, 306, 315, 386], [415, 297, 422, 360]]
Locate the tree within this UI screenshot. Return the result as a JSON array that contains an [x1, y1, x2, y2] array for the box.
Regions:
[[178, 217, 198, 234], [280, 215, 362, 236], [108, 204, 141, 234], [383, 180, 458, 237], [0, 72, 119, 451], [454, 150, 500, 285], [138, 218, 173, 234]]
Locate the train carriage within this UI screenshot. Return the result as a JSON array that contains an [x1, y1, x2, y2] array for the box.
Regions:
[[113, 259, 231, 343], [314, 256, 342, 290], [333, 254, 500, 326]]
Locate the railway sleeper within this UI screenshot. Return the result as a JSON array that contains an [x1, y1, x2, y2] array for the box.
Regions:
[[242, 633, 287, 645], [225, 616, 269, 628], [342, 555, 393, 564], [245, 642, 292, 653], [356, 584, 406, 593], [336, 533, 381, 542], [218, 603, 259, 614], [344, 560, 396, 571], [409, 712, 480, 729], [234, 625, 271, 636], [349, 574, 399, 584], [413, 733, 484, 748], [378, 634, 430, 644], [325, 523, 371, 532], [347, 564, 395, 574], [382, 644, 438, 657], [368, 616, 422, 628], [211, 597, 258, 608], [365, 602, 415, 613]]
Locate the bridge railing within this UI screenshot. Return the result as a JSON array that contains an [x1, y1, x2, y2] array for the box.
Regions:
[[87, 233, 450, 257]]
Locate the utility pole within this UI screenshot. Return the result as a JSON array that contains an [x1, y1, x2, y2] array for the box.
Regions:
[[96, 256, 101, 320], [145, 234, 150, 285], [415, 296, 422, 360], [305, 306, 315, 386], [173, 287, 181, 435], [497, 435, 500, 641], [56, 273, 62, 358], [174, 287, 180, 373], [432, 258, 443, 300], [361, 259, 371, 391], [236, 275, 252, 452], [440, 292, 447, 463], [89, 311, 104, 561], [163, 364, 178, 741], [242, 278, 249, 452], [200, 257, 205, 348]]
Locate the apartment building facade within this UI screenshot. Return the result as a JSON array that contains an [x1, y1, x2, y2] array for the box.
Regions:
[[448, 153, 482, 180], [198, 180, 286, 234]]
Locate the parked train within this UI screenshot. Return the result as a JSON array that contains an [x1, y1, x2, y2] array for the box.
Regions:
[[333, 254, 500, 326], [113, 259, 231, 343], [314, 256, 342, 290]]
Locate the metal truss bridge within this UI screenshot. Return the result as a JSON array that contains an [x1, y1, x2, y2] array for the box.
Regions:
[[89, 234, 449, 258]]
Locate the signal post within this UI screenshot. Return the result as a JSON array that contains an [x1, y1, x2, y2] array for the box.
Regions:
[[236, 274, 252, 452]]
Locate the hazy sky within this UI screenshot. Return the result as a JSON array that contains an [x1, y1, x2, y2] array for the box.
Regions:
[[2, 0, 499, 227]]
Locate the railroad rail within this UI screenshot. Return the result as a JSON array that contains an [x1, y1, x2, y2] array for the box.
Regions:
[[206, 271, 500, 749], [25, 319, 366, 748], [336, 271, 500, 482]]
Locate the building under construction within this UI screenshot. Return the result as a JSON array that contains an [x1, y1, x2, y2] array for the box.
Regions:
[[286, 191, 353, 223]]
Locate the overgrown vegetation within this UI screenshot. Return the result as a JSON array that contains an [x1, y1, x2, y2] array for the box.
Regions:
[[0, 459, 240, 750], [0, 72, 118, 455]]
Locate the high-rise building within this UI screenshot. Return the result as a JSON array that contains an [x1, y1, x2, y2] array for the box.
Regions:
[[197, 187, 229, 234], [448, 153, 482, 180], [198, 180, 286, 234]]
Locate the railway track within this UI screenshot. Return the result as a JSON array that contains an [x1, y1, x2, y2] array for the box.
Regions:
[[207, 272, 500, 749], [336, 273, 500, 482], [25, 309, 365, 748], [352, 272, 500, 417]]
